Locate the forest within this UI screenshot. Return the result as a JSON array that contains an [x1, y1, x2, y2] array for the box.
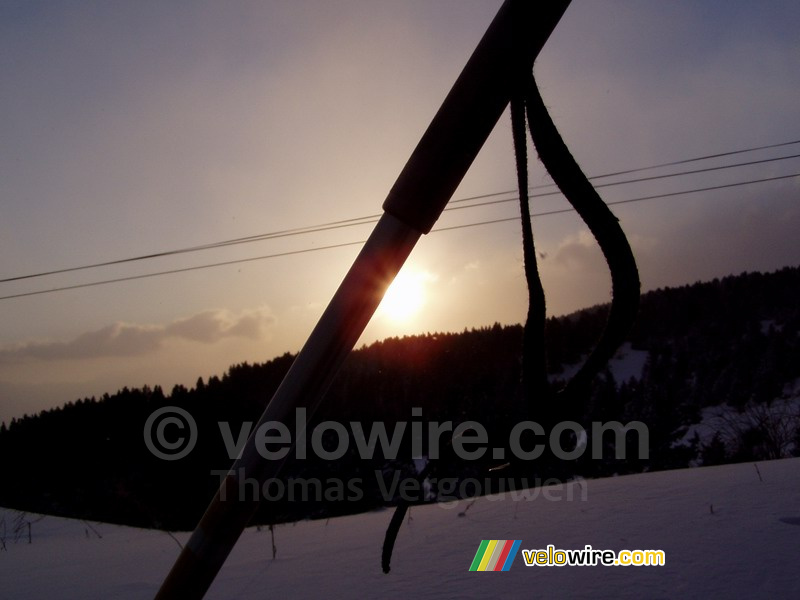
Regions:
[[1, 266, 798, 531]]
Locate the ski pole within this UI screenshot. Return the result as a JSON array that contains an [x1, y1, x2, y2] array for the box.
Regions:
[[154, 1, 570, 597]]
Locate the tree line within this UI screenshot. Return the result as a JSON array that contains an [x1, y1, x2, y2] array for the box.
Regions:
[[1, 266, 798, 530]]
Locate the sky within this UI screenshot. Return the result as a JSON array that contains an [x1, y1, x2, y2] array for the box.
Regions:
[[1, 0, 799, 424]]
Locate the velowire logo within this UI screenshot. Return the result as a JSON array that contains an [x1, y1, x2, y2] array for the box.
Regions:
[[469, 540, 522, 571]]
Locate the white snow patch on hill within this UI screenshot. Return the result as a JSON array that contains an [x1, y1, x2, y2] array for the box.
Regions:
[[607, 343, 649, 384], [552, 343, 648, 384]]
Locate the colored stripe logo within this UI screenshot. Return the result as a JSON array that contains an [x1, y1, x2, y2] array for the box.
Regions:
[[469, 540, 521, 571]]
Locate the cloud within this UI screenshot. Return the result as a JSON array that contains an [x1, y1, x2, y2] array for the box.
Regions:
[[549, 230, 658, 272], [534, 229, 661, 316], [552, 230, 604, 271], [0, 307, 275, 363], [164, 309, 270, 343]]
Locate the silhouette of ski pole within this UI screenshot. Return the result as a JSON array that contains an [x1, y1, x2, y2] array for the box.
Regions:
[[154, 2, 570, 598]]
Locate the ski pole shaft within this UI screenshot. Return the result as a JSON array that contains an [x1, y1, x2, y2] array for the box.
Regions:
[[155, 1, 570, 597]]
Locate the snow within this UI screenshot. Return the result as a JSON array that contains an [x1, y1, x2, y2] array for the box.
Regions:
[[606, 343, 649, 384], [553, 343, 649, 385], [2, 458, 800, 599]]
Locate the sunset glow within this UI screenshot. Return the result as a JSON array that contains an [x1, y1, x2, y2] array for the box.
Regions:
[[379, 270, 431, 323]]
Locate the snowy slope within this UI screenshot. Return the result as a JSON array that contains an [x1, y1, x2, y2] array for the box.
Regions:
[[606, 342, 649, 384], [2, 458, 799, 599]]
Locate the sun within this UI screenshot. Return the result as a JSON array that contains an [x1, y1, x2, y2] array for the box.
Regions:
[[379, 269, 429, 323]]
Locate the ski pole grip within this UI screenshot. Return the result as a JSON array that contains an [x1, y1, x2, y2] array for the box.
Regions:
[[382, 0, 571, 234]]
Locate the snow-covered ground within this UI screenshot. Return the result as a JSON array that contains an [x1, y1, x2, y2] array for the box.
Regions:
[[2, 458, 799, 599]]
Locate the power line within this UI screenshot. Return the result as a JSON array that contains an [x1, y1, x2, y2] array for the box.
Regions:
[[443, 152, 800, 213], [585, 138, 800, 180], [0, 214, 381, 284], [448, 137, 800, 198], [440, 172, 800, 228], [0, 241, 368, 301], [3, 139, 799, 286], [2, 170, 797, 302]]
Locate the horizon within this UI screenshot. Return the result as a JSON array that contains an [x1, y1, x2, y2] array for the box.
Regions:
[[2, 263, 797, 426], [2, 0, 799, 424]]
